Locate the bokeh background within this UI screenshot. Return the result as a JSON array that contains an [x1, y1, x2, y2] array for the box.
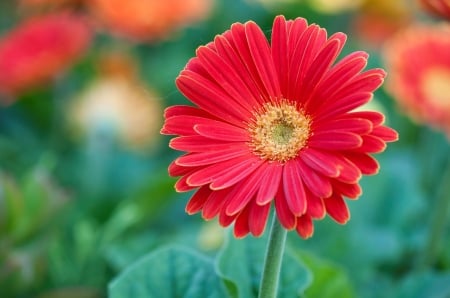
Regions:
[[1, 0, 450, 297]]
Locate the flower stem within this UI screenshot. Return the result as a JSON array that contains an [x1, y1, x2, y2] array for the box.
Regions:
[[258, 216, 287, 298], [418, 153, 450, 270]]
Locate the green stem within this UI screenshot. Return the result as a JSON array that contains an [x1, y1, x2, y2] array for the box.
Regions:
[[418, 153, 450, 270], [258, 216, 287, 298]]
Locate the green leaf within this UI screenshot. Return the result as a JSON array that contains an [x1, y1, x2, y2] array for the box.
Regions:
[[108, 246, 228, 298], [293, 251, 355, 298], [216, 230, 311, 298]]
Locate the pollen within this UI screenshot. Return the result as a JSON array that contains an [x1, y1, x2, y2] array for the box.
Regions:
[[248, 100, 311, 162]]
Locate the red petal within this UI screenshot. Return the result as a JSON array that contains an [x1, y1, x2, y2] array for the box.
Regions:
[[175, 174, 197, 192], [331, 180, 362, 199], [218, 208, 237, 228], [309, 131, 363, 150], [176, 71, 248, 126], [308, 51, 368, 113], [289, 25, 327, 101], [185, 186, 212, 214], [202, 187, 232, 220], [300, 148, 340, 178], [213, 34, 263, 105], [168, 160, 191, 177], [164, 105, 211, 119], [271, 15, 290, 96], [316, 92, 374, 120], [298, 159, 332, 198], [175, 145, 249, 167], [305, 190, 326, 219], [371, 126, 399, 142], [170, 136, 235, 152], [347, 111, 385, 126], [234, 206, 251, 238], [225, 163, 267, 215], [324, 194, 350, 224], [344, 153, 379, 175], [229, 22, 272, 103], [196, 44, 259, 112], [256, 162, 283, 205], [336, 156, 362, 184], [353, 135, 386, 153], [302, 35, 345, 106], [313, 118, 372, 135], [296, 214, 314, 239], [248, 201, 271, 237], [186, 155, 259, 187], [194, 122, 249, 142], [209, 158, 264, 190], [275, 185, 297, 230], [245, 21, 281, 99], [283, 160, 307, 216]]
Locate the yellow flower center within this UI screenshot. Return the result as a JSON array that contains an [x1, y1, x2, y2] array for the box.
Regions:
[[421, 67, 450, 110], [248, 100, 311, 162]]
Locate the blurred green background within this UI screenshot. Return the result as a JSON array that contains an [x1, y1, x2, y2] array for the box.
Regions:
[[1, 0, 450, 297]]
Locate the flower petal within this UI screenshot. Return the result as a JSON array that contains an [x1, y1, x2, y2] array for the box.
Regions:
[[332, 180, 362, 199], [170, 136, 236, 152], [298, 159, 332, 198], [275, 185, 297, 230], [245, 21, 281, 99], [300, 148, 340, 178], [324, 194, 350, 224], [283, 160, 307, 216], [309, 131, 363, 150], [296, 214, 314, 239], [194, 122, 249, 142], [209, 158, 264, 190], [186, 186, 212, 214], [344, 153, 380, 175], [225, 163, 267, 215], [234, 205, 251, 238], [176, 71, 248, 126], [202, 187, 232, 220], [305, 189, 326, 219], [256, 162, 283, 205], [353, 135, 386, 153], [371, 126, 399, 142], [248, 201, 271, 237], [186, 155, 259, 187], [175, 145, 250, 167]]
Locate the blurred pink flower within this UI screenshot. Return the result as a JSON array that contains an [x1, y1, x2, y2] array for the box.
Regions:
[[384, 24, 450, 136], [0, 12, 91, 100]]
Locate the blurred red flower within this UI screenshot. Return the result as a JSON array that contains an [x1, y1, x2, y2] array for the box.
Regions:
[[384, 24, 450, 136], [420, 0, 450, 20], [0, 12, 91, 99], [87, 0, 213, 41], [162, 16, 398, 239]]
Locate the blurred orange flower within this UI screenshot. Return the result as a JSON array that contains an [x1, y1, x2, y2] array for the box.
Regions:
[[0, 12, 91, 100], [384, 24, 450, 136], [87, 0, 213, 41], [420, 0, 450, 20], [352, 0, 412, 48]]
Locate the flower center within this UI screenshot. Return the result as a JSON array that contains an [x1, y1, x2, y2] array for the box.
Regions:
[[248, 100, 311, 162], [420, 67, 450, 109]]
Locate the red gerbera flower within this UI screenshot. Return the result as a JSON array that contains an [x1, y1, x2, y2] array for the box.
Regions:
[[161, 15, 398, 239], [0, 12, 91, 99], [384, 23, 450, 136]]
